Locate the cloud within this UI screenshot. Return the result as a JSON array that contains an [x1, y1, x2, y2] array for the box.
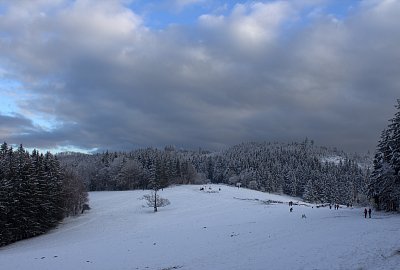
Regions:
[[199, 1, 292, 52], [0, 114, 34, 140], [0, 0, 399, 153]]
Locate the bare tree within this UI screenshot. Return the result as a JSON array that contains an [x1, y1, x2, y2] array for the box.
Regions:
[[62, 169, 88, 216], [142, 192, 170, 212]]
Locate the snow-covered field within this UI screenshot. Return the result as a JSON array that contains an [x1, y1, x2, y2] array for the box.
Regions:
[[1, 185, 400, 270]]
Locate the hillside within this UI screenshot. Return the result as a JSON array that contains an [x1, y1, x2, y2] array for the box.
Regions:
[[1, 185, 399, 270], [58, 141, 372, 204]]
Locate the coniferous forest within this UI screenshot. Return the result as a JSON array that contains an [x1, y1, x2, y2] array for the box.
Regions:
[[58, 140, 371, 206], [0, 143, 88, 247]]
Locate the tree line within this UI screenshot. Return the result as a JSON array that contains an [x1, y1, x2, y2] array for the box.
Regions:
[[189, 141, 369, 205], [0, 143, 88, 246], [58, 148, 197, 192], [59, 141, 371, 206]]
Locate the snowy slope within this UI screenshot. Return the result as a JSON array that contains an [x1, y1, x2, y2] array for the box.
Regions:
[[1, 185, 400, 270]]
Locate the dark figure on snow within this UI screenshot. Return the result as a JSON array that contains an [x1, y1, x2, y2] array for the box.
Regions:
[[364, 208, 367, 218], [329, 204, 332, 209], [290, 207, 293, 212], [368, 208, 372, 218]]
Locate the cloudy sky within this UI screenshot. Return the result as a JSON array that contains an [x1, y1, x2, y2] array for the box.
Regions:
[[0, 0, 399, 153]]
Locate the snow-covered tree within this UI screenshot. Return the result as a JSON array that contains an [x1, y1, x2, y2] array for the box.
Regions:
[[369, 99, 400, 211], [0, 144, 88, 247]]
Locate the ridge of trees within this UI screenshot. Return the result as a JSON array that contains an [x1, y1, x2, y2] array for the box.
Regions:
[[191, 141, 369, 205], [59, 140, 371, 206]]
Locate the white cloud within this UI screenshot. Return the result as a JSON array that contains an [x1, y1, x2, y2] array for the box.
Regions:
[[199, 1, 293, 52], [59, 0, 143, 36]]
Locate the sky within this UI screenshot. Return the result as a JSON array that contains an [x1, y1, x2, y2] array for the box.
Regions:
[[0, 0, 399, 154]]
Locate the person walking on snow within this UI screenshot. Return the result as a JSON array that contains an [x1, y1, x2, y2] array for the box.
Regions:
[[364, 208, 367, 218], [368, 208, 372, 218]]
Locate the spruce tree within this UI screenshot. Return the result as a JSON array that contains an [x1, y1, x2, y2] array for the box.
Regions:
[[369, 99, 400, 211]]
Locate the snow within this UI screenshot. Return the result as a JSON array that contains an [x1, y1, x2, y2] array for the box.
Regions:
[[321, 155, 372, 170], [321, 156, 345, 165], [1, 185, 400, 270]]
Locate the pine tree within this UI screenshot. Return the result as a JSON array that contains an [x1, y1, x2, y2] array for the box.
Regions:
[[369, 99, 400, 211], [0, 143, 13, 245]]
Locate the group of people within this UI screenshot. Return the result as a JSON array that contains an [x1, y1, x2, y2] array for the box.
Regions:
[[287, 200, 373, 219], [364, 208, 372, 218], [330, 204, 373, 218], [289, 201, 294, 212], [329, 204, 340, 210]]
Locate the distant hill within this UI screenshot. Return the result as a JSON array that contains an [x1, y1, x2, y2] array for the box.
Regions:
[[58, 140, 371, 205]]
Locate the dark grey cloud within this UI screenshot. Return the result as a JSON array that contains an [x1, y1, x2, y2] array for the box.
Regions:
[[0, 0, 399, 153], [0, 114, 35, 140], [0, 113, 90, 150]]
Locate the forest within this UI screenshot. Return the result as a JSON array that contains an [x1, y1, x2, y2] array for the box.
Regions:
[[0, 143, 88, 246], [58, 140, 371, 206]]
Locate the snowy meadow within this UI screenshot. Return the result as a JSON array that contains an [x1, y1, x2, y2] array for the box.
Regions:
[[1, 185, 400, 270]]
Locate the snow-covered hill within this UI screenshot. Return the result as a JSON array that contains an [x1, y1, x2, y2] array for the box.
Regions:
[[1, 185, 399, 270]]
